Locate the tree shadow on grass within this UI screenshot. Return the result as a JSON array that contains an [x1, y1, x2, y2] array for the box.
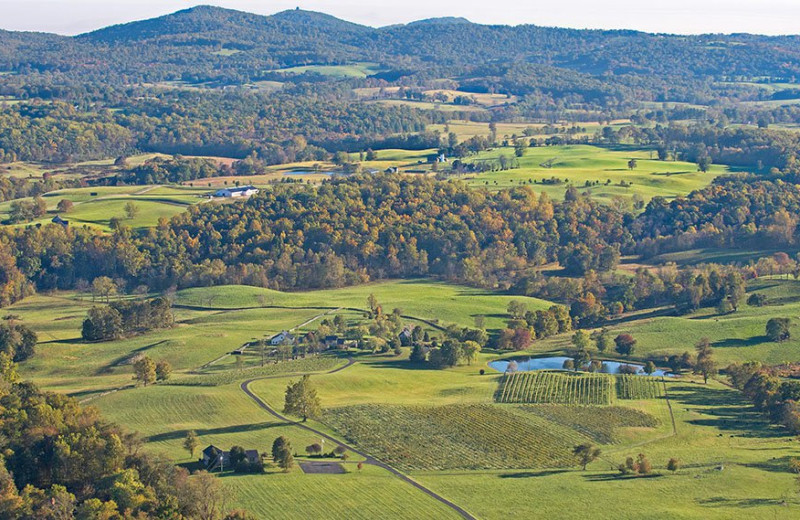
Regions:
[[697, 497, 789, 508], [366, 358, 441, 371], [711, 336, 769, 349], [498, 469, 570, 479], [96, 340, 169, 374], [146, 422, 283, 442], [582, 473, 663, 482], [743, 455, 798, 474], [669, 384, 786, 439]]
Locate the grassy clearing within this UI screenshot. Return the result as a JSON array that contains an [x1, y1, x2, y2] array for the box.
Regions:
[[269, 62, 384, 78], [12, 293, 323, 394], [497, 371, 614, 405], [0, 185, 201, 230], [429, 120, 631, 141], [460, 144, 733, 201], [168, 356, 345, 387], [223, 465, 461, 520]]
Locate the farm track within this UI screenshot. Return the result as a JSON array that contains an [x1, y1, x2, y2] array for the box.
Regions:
[[240, 359, 476, 520]]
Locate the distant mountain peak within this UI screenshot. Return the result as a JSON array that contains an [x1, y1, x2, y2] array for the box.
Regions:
[[406, 17, 472, 26]]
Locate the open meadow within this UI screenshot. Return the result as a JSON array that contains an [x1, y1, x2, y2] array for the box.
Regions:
[[460, 144, 734, 201], [9, 274, 800, 518]]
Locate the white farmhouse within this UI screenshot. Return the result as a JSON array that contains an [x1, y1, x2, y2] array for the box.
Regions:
[[213, 185, 259, 198]]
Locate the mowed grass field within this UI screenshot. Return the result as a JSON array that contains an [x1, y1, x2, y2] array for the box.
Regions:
[[461, 144, 733, 201], [12, 278, 553, 395], [12, 292, 325, 395], [94, 380, 461, 519], [175, 278, 554, 331]]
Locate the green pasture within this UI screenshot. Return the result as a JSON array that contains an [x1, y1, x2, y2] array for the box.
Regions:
[[524, 278, 800, 367], [460, 144, 734, 201], [269, 62, 385, 78], [0, 185, 201, 230], [12, 292, 324, 395], [175, 278, 554, 331]]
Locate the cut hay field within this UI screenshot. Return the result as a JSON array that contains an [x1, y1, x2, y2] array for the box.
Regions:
[[460, 144, 734, 201], [94, 381, 461, 519]]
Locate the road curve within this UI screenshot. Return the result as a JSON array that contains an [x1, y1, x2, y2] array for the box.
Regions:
[[240, 359, 476, 520]]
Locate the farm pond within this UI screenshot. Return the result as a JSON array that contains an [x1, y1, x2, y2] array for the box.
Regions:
[[489, 356, 672, 377]]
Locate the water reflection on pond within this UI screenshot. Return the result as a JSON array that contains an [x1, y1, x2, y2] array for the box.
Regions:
[[489, 356, 672, 377]]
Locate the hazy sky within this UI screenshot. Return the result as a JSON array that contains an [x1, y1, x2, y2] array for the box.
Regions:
[[1, 0, 799, 36]]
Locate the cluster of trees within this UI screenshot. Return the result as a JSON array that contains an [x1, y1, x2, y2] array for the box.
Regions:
[[411, 338, 483, 369], [132, 355, 172, 386], [0, 320, 37, 362], [81, 297, 174, 341], [727, 361, 800, 434], [0, 355, 251, 518]]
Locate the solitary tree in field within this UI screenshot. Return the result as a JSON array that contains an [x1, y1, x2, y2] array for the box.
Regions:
[[693, 338, 717, 384], [507, 300, 528, 319], [614, 334, 636, 357], [627, 159, 637, 170], [133, 355, 156, 386], [697, 155, 712, 173], [91, 276, 118, 302], [283, 375, 321, 421], [571, 330, 592, 351], [592, 328, 613, 353], [272, 436, 294, 470], [667, 458, 680, 473], [766, 317, 791, 342], [155, 360, 172, 381], [573, 443, 601, 470], [183, 431, 199, 458], [56, 199, 74, 213], [124, 201, 139, 220]]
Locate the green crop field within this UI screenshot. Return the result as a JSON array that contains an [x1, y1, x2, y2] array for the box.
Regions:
[[323, 403, 590, 470], [497, 371, 614, 405], [415, 381, 800, 519], [460, 144, 734, 201], [616, 374, 664, 400], [523, 405, 660, 444]]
